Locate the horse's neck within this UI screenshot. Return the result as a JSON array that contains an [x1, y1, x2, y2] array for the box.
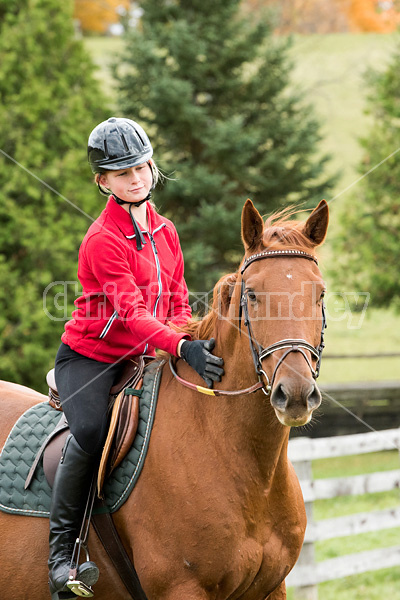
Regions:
[[210, 319, 289, 482]]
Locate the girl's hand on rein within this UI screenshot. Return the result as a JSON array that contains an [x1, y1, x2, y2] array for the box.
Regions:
[[180, 338, 224, 389]]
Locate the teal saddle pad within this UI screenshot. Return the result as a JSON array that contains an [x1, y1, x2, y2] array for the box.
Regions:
[[0, 359, 165, 518]]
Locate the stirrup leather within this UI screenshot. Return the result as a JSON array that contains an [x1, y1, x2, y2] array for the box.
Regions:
[[66, 478, 98, 598]]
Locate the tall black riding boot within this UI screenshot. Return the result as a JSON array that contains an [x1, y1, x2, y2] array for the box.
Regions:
[[48, 434, 99, 599]]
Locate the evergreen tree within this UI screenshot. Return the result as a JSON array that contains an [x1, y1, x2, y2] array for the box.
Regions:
[[0, 0, 109, 391], [332, 45, 400, 309], [116, 0, 334, 293]]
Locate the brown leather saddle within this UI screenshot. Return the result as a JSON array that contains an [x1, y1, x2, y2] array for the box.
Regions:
[[26, 356, 147, 496]]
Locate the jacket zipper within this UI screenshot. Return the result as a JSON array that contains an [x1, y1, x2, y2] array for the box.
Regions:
[[99, 309, 118, 339], [143, 226, 165, 354], [148, 231, 162, 318], [99, 224, 165, 343]]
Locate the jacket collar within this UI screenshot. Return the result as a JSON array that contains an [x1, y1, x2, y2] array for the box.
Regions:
[[105, 196, 164, 238]]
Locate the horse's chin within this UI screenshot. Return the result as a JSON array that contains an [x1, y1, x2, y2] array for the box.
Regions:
[[273, 409, 313, 428]]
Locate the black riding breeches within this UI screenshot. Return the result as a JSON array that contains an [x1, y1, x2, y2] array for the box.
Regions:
[[54, 342, 124, 456]]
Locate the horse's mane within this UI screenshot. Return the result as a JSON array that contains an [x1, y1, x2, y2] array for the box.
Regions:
[[178, 207, 316, 341], [262, 206, 316, 252]]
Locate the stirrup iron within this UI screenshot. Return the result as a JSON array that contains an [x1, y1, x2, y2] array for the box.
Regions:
[[66, 578, 94, 598]]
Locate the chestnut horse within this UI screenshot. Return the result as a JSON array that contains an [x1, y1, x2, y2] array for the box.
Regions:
[[0, 199, 328, 600]]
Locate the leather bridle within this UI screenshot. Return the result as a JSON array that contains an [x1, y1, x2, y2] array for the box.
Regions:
[[169, 248, 326, 397], [239, 249, 327, 396]]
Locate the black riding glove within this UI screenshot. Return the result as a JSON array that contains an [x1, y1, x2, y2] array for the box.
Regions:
[[180, 338, 224, 389]]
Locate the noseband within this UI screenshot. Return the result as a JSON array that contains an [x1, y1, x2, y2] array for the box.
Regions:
[[239, 249, 327, 396]]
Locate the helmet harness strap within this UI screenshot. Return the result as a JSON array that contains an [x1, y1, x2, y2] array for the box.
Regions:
[[109, 161, 155, 251], [128, 202, 147, 251]]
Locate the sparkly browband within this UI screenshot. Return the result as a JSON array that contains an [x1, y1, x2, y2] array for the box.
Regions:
[[241, 249, 318, 274]]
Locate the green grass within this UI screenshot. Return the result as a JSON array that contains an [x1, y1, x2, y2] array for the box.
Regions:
[[316, 528, 400, 561], [313, 451, 400, 521], [319, 306, 400, 383], [315, 490, 400, 520], [83, 33, 400, 382], [288, 568, 400, 600], [313, 450, 400, 480], [288, 450, 400, 599], [84, 35, 125, 75], [288, 33, 399, 195]]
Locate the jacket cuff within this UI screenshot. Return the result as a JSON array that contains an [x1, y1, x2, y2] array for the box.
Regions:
[[173, 333, 191, 357]]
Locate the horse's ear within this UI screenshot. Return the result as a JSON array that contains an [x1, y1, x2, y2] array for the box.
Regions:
[[241, 199, 264, 251], [303, 199, 329, 247], [218, 273, 238, 316]]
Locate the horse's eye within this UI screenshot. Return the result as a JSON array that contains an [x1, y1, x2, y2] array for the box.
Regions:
[[247, 290, 257, 303], [319, 290, 326, 301]]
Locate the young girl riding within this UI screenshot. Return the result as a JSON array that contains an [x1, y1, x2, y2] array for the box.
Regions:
[[48, 117, 224, 599]]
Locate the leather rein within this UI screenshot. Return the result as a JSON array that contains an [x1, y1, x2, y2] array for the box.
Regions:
[[169, 249, 326, 397]]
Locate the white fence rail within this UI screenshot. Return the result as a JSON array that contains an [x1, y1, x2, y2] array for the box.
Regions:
[[286, 428, 400, 599]]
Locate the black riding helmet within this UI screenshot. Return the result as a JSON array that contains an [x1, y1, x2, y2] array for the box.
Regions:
[[88, 117, 153, 174], [88, 117, 155, 251]]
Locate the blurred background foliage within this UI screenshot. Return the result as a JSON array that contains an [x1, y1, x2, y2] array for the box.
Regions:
[[115, 0, 336, 291], [0, 0, 400, 392], [332, 46, 400, 310], [0, 0, 109, 388], [74, 0, 400, 35]]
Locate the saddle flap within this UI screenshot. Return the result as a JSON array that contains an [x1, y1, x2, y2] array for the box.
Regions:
[[25, 413, 69, 489], [97, 381, 142, 497], [110, 357, 143, 396]]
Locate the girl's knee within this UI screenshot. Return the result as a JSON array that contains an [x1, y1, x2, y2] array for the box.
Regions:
[[73, 420, 108, 456]]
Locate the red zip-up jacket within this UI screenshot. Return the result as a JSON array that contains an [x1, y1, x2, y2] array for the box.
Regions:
[[61, 197, 192, 362]]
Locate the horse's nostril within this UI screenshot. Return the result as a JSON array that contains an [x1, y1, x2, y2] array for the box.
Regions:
[[307, 384, 322, 410], [270, 383, 288, 411], [271, 382, 321, 414]]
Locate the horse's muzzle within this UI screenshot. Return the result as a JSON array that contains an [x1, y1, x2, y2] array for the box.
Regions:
[[270, 378, 322, 427]]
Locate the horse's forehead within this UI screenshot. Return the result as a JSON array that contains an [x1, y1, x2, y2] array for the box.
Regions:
[[245, 255, 321, 285]]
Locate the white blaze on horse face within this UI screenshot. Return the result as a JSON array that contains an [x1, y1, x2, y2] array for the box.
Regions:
[[286, 273, 293, 279]]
